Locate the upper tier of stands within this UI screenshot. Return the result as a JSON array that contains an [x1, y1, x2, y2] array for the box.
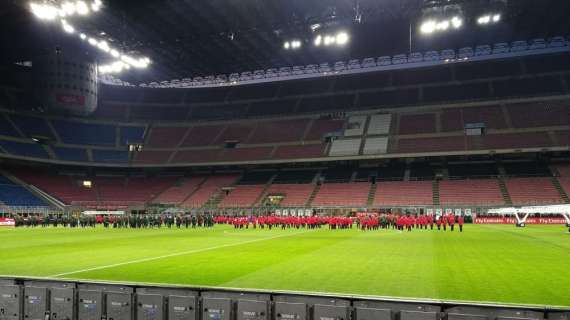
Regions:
[[93, 47, 570, 123], [102, 36, 570, 89], [1, 97, 569, 166]]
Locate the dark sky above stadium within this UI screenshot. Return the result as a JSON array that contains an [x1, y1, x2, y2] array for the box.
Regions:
[[1, 0, 569, 83]]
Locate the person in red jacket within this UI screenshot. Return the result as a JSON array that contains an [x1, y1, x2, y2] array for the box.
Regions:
[[448, 214, 455, 231], [458, 215, 464, 232], [436, 215, 441, 230]]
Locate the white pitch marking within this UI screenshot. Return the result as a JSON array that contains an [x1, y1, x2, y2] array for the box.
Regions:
[[49, 230, 310, 278]]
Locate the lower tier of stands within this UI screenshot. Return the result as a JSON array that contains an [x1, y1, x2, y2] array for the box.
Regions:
[[6, 170, 570, 209]]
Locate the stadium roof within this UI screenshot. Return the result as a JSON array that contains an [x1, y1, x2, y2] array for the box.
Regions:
[[1, 0, 570, 83]]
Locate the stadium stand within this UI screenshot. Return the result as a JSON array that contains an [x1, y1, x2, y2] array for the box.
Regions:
[[92, 150, 129, 163], [312, 182, 370, 207], [305, 119, 345, 141], [0, 140, 50, 158], [248, 119, 310, 143], [439, 179, 505, 206], [10, 115, 55, 139], [152, 176, 206, 204], [373, 181, 434, 206], [52, 146, 89, 162], [52, 120, 116, 146], [147, 127, 189, 148], [362, 137, 389, 155], [504, 177, 563, 205], [399, 113, 436, 134], [134, 150, 173, 164], [182, 175, 239, 208], [180, 125, 224, 147], [366, 114, 392, 135], [218, 185, 265, 208], [16, 171, 98, 205], [273, 144, 325, 159], [0, 174, 46, 207], [120, 126, 146, 145], [262, 184, 315, 207], [0, 115, 20, 137], [329, 138, 361, 156]]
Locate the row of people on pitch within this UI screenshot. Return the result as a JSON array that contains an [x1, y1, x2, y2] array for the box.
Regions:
[[395, 214, 464, 232], [10, 214, 97, 227], [216, 216, 356, 229], [99, 214, 215, 228]]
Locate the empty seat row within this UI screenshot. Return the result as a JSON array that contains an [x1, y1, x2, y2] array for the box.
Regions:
[[139, 36, 569, 89]]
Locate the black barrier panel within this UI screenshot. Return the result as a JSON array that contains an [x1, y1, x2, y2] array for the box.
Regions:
[[202, 292, 271, 302], [136, 294, 163, 320], [313, 304, 350, 320], [401, 310, 438, 320], [355, 307, 392, 320], [106, 292, 133, 320], [203, 298, 232, 320], [354, 301, 440, 313], [547, 313, 570, 320], [23, 287, 48, 320], [446, 307, 544, 320], [274, 296, 350, 307], [78, 290, 103, 320], [168, 296, 198, 320], [237, 300, 269, 320], [0, 285, 22, 320], [275, 302, 307, 320], [49, 288, 74, 320], [448, 313, 489, 320]]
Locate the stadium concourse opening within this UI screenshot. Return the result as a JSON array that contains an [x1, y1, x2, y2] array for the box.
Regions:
[[1, 0, 570, 316]]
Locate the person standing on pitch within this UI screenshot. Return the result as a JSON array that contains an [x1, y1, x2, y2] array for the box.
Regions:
[[458, 215, 464, 232]]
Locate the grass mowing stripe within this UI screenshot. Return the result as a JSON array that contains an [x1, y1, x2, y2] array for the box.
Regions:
[[50, 229, 310, 278]]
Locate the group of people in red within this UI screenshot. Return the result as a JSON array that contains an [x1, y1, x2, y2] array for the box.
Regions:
[[214, 213, 465, 232], [394, 214, 464, 232]]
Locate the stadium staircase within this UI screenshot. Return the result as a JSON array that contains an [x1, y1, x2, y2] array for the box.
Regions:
[[203, 190, 226, 209], [179, 178, 208, 205], [498, 178, 513, 206], [254, 174, 277, 207], [305, 184, 321, 207], [367, 182, 377, 207], [432, 180, 440, 206], [551, 177, 570, 204]]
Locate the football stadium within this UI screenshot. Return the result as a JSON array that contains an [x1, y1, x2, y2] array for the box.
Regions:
[[0, 0, 569, 320]]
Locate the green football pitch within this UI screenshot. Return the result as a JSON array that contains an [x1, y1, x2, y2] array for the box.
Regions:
[[0, 224, 568, 307]]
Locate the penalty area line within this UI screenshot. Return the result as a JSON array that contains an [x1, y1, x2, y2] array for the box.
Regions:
[[49, 230, 310, 278]]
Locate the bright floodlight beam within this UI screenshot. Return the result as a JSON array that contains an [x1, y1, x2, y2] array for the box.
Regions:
[[283, 41, 290, 49], [420, 20, 436, 34], [30, 3, 58, 20], [314, 35, 322, 46], [336, 32, 349, 45]]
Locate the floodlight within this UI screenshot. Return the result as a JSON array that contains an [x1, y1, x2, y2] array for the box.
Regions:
[[323, 35, 335, 46], [79, 33, 87, 40], [76, 1, 89, 15], [88, 37, 97, 46], [314, 35, 322, 46], [291, 40, 301, 49], [30, 3, 58, 20], [336, 32, 349, 45], [61, 20, 75, 33], [451, 16, 462, 29], [97, 40, 110, 52], [420, 20, 436, 34], [61, 2, 76, 16], [477, 15, 491, 24], [437, 20, 449, 31], [492, 14, 501, 22], [110, 49, 120, 57], [283, 41, 290, 49]]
